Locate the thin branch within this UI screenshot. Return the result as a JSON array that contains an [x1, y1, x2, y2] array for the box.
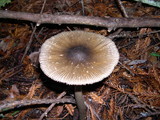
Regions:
[[21, 0, 47, 62], [39, 91, 66, 120], [0, 97, 75, 112], [116, 0, 129, 18], [21, 25, 37, 62], [114, 29, 160, 39], [0, 10, 160, 28], [85, 102, 101, 120], [0, 64, 22, 78], [108, 0, 128, 38], [118, 61, 135, 76], [80, 0, 85, 15], [133, 111, 160, 120]]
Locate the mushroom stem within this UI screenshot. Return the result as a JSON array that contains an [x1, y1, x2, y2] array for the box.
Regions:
[[74, 85, 86, 120]]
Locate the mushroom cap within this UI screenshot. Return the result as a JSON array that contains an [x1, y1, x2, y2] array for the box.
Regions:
[[39, 31, 119, 85]]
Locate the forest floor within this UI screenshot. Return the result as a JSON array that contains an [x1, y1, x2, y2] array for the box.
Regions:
[[0, 0, 160, 120]]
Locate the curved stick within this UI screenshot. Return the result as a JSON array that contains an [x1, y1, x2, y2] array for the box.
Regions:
[[74, 85, 86, 120], [1, 10, 160, 28]]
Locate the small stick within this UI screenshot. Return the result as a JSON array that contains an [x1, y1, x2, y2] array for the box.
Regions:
[[116, 0, 129, 18], [21, 0, 47, 62], [80, 0, 85, 15], [119, 61, 135, 76], [1, 10, 160, 28], [0, 97, 74, 112], [109, 0, 128, 39], [21, 25, 37, 62], [74, 85, 86, 120], [39, 91, 66, 120]]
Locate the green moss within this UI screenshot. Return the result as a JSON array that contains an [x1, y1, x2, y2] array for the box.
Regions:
[[133, 0, 160, 8], [0, 0, 11, 8]]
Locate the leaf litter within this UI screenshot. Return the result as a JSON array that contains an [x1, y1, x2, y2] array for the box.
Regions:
[[0, 0, 160, 119]]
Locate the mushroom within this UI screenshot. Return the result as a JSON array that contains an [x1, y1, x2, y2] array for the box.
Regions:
[[39, 31, 119, 120]]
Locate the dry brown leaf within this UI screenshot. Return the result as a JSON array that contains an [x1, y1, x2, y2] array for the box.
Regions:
[[10, 25, 30, 39], [0, 67, 5, 77], [101, 87, 111, 98], [133, 81, 160, 98], [0, 68, 22, 82], [139, 28, 152, 34], [23, 57, 38, 78], [123, 71, 132, 78], [127, 28, 152, 59], [56, 105, 64, 117], [93, 3, 108, 16], [89, 105, 97, 120], [9, 84, 20, 99], [102, 108, 108, 120], [25, 81, 42, 99], [133, 83, 146, 94], [89, 92, 105, 105], [108, 97, 115, 120], [0, 37, 14, 52], [65, 104, 75, 116], [138, 95, 160, 107], [136, 67, 149, 75], [145, 117, 152, 120], [118, 107, 124, 120], [15, 109, 31, 120], [145, 74, 160, 93], [152, 66, 160, 85]]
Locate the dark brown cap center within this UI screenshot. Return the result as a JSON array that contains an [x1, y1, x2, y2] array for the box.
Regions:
[[67, 45, 90, 63]]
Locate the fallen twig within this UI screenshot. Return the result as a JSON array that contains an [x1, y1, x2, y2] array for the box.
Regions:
[[0, 10, 160, 28], [0, 97, 75, 112], [21, 0, 47, 62], [39, 91, 66, 120]]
